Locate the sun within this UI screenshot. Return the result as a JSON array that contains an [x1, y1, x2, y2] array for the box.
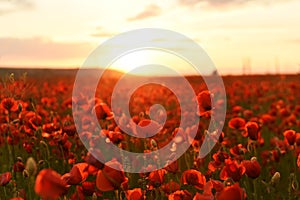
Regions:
[[108, 49, 196, 76], [109, 50, 153, 74]]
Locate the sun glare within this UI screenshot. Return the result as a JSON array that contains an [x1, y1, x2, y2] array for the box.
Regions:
[[108, 49, 198, 76]]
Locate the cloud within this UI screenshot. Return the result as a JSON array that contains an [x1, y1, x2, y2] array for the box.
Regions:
[[0, 0, 34, 15], [178, 0, 294, 9], [0, 37, 93, 60], [179, 0, 245, 7], [128, 4, 161, 21], [90, 32, 115, 38], [286, 38, 300, 44], [90, 27, 115, 38]]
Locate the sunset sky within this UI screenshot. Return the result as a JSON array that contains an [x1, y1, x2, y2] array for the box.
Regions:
[[1, 0, 300, 75]]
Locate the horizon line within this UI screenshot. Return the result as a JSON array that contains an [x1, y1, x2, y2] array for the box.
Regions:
[[1, 65, 300, 77]]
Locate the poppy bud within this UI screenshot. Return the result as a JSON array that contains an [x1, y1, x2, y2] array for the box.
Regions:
[[23, 170, 29, 178], [151, 139, 158, 148], [92, 193, 97, 200], [25, 157, 37, 177], [17, 157, 23, 162], [270, 172, 280, 186]]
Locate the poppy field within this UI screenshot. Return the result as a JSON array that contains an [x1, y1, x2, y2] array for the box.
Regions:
[[0, 70, 300, 200]]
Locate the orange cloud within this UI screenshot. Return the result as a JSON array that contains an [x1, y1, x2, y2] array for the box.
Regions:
[[90, 27, 115, 38], [0, 0, 34, 15], [178, 0, 295, 9], [0, 37, 93, 60], [128, 4, 161, 21]]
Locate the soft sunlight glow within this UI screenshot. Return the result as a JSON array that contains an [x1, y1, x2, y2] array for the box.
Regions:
[[108, 49, 198, 76]]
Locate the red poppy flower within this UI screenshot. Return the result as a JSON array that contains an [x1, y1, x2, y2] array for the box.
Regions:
[[283, 130, 296, 145], [228, 117, 246, 130], [62, 124, 77, 136], [232, 106, 243, 115], [213, 151, 229, 163], [23, 111, 42, 131], [13, 161, 25, 172], [216, 183, 246, 200], [193, 192, 214, 200], [241, 158, 261, 179], [243, 109, 253, 119], [181, 169, 206, 190], [165, 160, 179, 174], [161, 181, 180, 195], [107, 131, 125, 144], [1, 98, 18, 112], [220, 159, 245, 182], [81, 181, 97, 196], [34, 169, 68, 200], [96, 159, 127, 191], [70, 185, 85, 200], [149, 169, 166, 188], [168, 190, 193, 200], [84, 149, 104, 169], [205, 179, 224, 194], [136, 119, 161, 138], [126, 188, 143, 200], [260, 114, 275, 125], [62, 163, 89, 185], [0, 172, 12, 186], [197, 90, 212, 117], [244, 122, 260, 140], [295, 133, 300, 146], [93, 103, 114, 120], [230, 144, 247, 158], [193, 179, 224, 200], [208, 151, 229, 172], [271, 149, 281, 163]]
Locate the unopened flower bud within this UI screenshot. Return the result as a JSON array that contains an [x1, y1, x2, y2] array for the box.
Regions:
[[270, 172, 280, 186], [251, 157, 257, 161], [151, 139, 157, 148], [23, 169, 29, 178], [17, 157, 23, 162], [224, 178, 234, 186], [25, 157, 37, 177], [92, 192, 97, 200]]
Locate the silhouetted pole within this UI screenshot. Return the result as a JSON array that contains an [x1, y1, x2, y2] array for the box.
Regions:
[[275, 56, 280, 74], [242, 57, 251, 75]]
